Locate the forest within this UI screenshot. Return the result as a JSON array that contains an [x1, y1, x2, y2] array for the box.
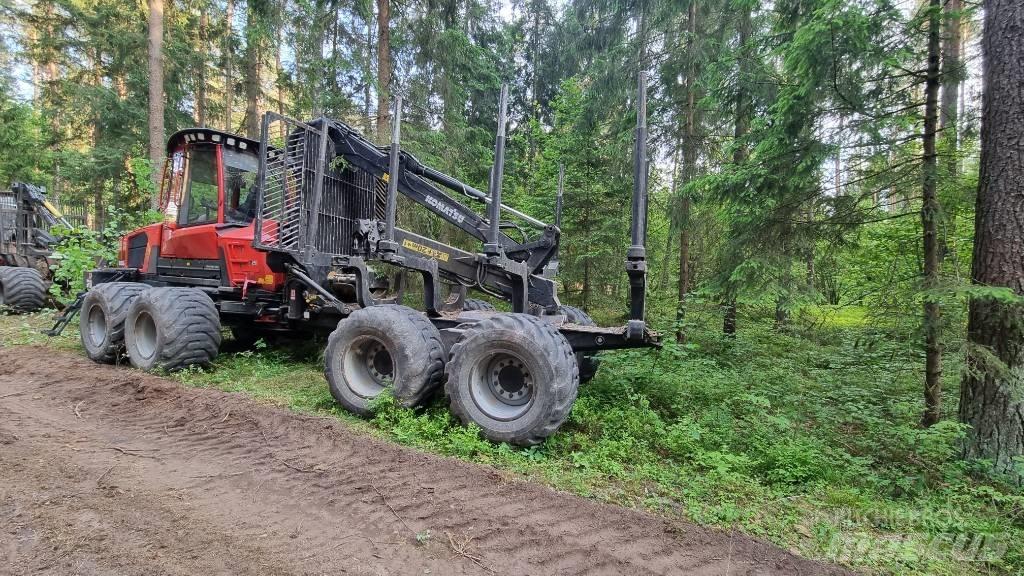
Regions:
[[1, 0, 1023, 574]]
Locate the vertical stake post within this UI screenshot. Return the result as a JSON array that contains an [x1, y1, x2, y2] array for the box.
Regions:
[[555, 163, 564, 230], [484, 84, 509, 256], [625, 73, 649, 339], [381, 96, 402, 253]]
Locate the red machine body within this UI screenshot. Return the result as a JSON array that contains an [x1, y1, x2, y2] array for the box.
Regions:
[[117, 128, 284, 294]]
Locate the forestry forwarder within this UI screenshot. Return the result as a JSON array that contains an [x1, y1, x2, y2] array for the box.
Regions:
[[0, 182, 69, 312], [48, 76, 660, 445]]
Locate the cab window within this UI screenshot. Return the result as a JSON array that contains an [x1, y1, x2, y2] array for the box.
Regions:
[[182, 145, 219, 225], [224, 149, 259, 224]]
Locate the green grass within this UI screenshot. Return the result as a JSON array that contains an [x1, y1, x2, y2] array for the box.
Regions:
[[2, 306, 1022, 575]]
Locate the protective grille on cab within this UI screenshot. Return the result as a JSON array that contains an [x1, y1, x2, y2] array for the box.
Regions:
[[255, 113, 383, 259]]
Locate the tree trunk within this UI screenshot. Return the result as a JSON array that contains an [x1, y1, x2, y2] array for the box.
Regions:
[[806, 202, 815, 293], [676, 1, 698, 344], [676, 196, 690, 343], [375, 0, 391, 141], [242, 0, 263, 140], [330, 4, 340, 111], [775, 253, 791, 330], [528, 0, 540, 160], [148, 0, 165, 209], [940, 0, 961, 145], [363, 13, 374, 132], [723, 301, 737, 335], [723, 3, 752, 337], [196, 9, 208, 127], [921, 0, 943, 428], [959, 0, 1024, 486], [659, 146, 680, 291], [29, 26, 40, 103], [224, 0, 234, 132], [91, 50, 105, 229], [274, 0, 286, 120], [582, 257, 590, 311]]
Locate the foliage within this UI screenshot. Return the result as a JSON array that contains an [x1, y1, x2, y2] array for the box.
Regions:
[[0, 83, 50, 186], [49, 208, 161, 297]]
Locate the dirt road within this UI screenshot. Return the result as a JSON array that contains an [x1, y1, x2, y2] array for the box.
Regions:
[[0, 345, 848, 575]]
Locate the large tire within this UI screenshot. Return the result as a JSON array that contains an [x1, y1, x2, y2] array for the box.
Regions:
[[463, 298, 496, 312], [325, 304, 447, 416], [80, 282, 150, 363], [446, 313, 579, 446], [0, 267, 47, 313], [557, 305, 601, 384], [124, 287, 222, 372]]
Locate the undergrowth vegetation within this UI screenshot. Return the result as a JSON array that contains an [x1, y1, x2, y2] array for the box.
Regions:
[[2, 307, 1021, 575]]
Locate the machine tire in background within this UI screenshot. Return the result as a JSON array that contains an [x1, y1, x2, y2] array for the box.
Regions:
[[325, 304, 447, 416], [556, 305, 601, 384], [124, 287, 222, 371], [462, 298, 496, 312], [446, 313, 579, 446], [80, 282, 150, 363], [0, 267, 47, 313]]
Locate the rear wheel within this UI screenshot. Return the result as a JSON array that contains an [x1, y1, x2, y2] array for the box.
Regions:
[[556, 305, 601, 384], [446, 313, 579, 446], [325, 305, 447, 416], [0, 267, 47, 313], [124, 287, 222, 371], [463, 298, 496, 312], [80, 282, 149, 363]]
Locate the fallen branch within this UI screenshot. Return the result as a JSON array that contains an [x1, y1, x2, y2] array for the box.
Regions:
[[328, 531, 403, 551], [0, 389, 30, 400], [74, 401, 84, 419], [107, 446, 158, 459], [96, 464, 117, 485], [372, 484, 415, 535], [445, 531, 494, 573], [276, 457, 323, 474], [190, 470, 249, 479]]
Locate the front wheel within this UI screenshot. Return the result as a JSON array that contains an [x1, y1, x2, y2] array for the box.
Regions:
[[445, 313, 579, 446], [80, 282, 149, 363], [124, 287, 222, 371], [325, 305, 447, 416]]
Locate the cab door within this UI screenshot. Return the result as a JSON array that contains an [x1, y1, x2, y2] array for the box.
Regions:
[[161, 143, 224, 260]]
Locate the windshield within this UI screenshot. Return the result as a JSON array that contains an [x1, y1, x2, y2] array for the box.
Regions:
[[183, 145, 219, 225]]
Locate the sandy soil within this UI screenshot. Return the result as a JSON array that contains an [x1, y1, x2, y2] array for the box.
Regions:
[[0, 345, 850, 575]]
